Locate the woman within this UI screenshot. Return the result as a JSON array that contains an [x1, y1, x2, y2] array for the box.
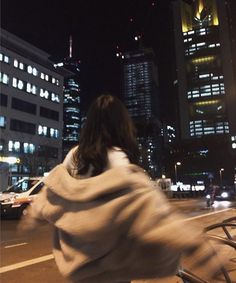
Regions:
[[19, 95, 225, 283], [63, 94, 140, 179]]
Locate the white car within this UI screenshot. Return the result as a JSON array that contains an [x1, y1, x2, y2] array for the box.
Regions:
[[0, 177, 43, 219]]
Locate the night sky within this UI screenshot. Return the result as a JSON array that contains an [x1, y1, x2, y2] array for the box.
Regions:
[[1, 0, 177, 121]]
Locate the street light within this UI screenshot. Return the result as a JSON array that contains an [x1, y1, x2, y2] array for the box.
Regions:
[[174, 162, 181, 184], [219, 168, 224, 187]]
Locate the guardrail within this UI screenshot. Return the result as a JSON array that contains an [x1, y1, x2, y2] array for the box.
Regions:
[[176, 216, 236, 283]]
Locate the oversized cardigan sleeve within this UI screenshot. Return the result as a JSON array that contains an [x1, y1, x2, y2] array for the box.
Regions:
[[19, 164, 228, 282]]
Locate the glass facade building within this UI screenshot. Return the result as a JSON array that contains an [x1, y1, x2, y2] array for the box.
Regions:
[[172, 0, 236, 184], [123, 48, 162, 178], [55, 55, 81, 158]]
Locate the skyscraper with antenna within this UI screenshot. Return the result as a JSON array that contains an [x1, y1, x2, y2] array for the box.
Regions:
[[54, 35, 81, 158]]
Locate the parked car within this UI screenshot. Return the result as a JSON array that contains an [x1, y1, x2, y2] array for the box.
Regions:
[[0, 177, 43, 219]]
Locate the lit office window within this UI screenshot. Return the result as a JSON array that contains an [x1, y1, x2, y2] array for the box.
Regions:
[[8, 141, 13, 152], [28, 65, 38, 76], [14, 59, 19, 68], [12, 78, 17, 88], [27, 65, 33, 74], [50, 128, 59, 138], [32, 85, 37, 95], [12, 77, 24, 90], [51, 92, 60, 103], [0, 53, 10, 64], [0, 72, 9, 85], [38, 125, 48, 136], [26, 83, 37, 95], [40, 72, 45, 80], [23, 143, 35, 154], [18, 80, 24, 90], [8, 140, 21, 152], [0, 116, 6, 128], [32, 68, 38, 76], [19, 62, 24, 70], [40, 89, 50, 99]]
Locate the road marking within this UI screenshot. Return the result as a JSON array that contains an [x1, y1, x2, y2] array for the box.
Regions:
[[4, 243, 28, 249], [0, 254, 54, 274], [186, 208, 233, 221]]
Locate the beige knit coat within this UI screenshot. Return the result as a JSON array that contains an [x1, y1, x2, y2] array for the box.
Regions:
[[19, 164, 225, 283]]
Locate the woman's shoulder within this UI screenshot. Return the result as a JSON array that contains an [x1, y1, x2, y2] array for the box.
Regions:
[[63, 146, 78, 175], [107, 147, 130, 168]]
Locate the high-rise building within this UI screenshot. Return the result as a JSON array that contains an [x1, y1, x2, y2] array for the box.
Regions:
[[172, 0, 236, 184], [54, 36, 81, 158], [0, 29, 69, 184], [122, 47, 162, 178]]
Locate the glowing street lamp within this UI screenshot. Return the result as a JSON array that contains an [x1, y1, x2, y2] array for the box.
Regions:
[[174, 162, 181, 184]]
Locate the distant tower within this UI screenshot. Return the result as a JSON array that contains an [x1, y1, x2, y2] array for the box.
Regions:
[[172, 0, 236, 183], [54, 36, 81, 158], [123, 47, 162, 178]]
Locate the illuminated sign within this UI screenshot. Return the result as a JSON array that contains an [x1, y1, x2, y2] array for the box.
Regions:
[[0, 156, 20, 164]]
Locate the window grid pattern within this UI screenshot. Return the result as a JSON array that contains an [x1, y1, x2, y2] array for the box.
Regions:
[[190, 120, 229, 137]]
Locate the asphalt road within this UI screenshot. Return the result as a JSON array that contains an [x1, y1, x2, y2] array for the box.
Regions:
[[1, 198, 235, 283]]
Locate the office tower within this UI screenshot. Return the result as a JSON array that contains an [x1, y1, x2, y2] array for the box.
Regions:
[[172, 0, 236, 184], [0, 29, 68, 184], [123, 47, 162, 178], [54, 36, 81, 158]]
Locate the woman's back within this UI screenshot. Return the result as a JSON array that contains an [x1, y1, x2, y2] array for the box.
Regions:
[[63, 145, 130, 179]]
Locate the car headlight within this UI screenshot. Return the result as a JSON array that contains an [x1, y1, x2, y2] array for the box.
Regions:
[[221, 192, 228, 198]]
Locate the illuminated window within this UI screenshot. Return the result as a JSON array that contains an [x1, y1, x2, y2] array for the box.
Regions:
[[189, 119, 229, 137], [51, 93, 60, 103], [38, 125, 48, 136], [50, 128, 59, 138], [0, 53, 10, 64], [26, 83, 37, 95], [12, 78, 17, 88], [32, 68, 38, 76], [0, 116, 6, 128], [0, 72, 9, 85], [8, 140, 21, 152], [18, 80, 24, 90], [14, 59, 19, 68], [192, 56, 215, 64], [27, 66, 33, 74], [12, 77, 24, 90], [19, 62, 24, 70], [40, 88, 50, 99], [23, 143, 35, 154]]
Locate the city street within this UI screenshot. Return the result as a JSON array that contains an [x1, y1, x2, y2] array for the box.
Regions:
[[1, 198, 236, 283]]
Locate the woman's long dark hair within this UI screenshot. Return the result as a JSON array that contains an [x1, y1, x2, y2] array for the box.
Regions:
[[74, 94, 140, 176]]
